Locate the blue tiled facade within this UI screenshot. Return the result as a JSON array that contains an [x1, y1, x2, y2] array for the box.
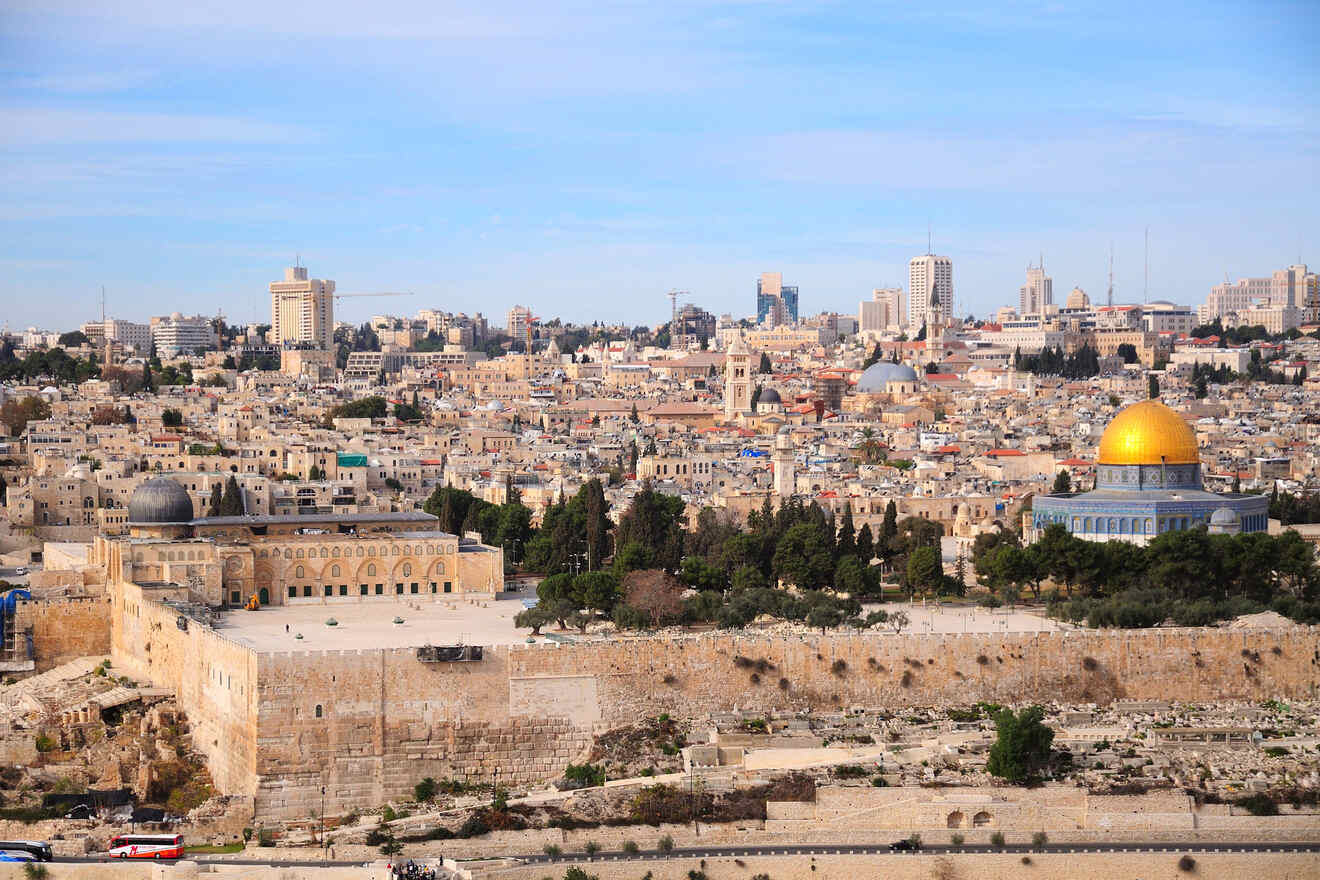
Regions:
[[1032, 461, 1269, 544]]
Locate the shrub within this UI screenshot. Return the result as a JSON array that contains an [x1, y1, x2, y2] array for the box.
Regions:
[[990, 831, 1006, 847], [662, 674, 677, 685], [831, 765, 869, 779], [831, 659, 848, 676], [658, 834, 674, 852], [258, 830, 275, 847], [33, 734, 55, 753], [949, 832, 964, 846], [1264, 746, 1289, 757], [414, 777, 437, 802], [564, 763, 607, 788], [1178, 854, 1196, 872], [458, 812, 490, 837], [584, 840, 600, 855], [778, 677, 790, 690], [1032, 831, 1048, 850], [242, 827, 253, 842], [381, 805, 397, 822], [563, 869, 595, 880], [622, 840, 639, 854], [742, 718, 768, 733], [1235, 793, 1278, 816], [22, 864, 49, 880], [688, 872, 707, 880], [871, 776, 888, 787], [544, 844, 562, 857], [1082, 656, 1099, 671], [1021, 856, 1032, 864], [900, 671, 913, 688]]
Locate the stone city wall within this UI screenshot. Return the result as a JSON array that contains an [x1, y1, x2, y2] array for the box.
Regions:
[[12, 596, 112, 671], [110, 583, 259, 797]]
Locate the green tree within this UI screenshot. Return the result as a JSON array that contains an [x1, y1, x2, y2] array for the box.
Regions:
[[207, 483, 223, 517], [881, 500, 898, 542], [1148, 374, 1160, 399], [772, 522, 834, 589], [1051, 470, 1071, 494], [855, 523, 875, 563], [758, 351, 772, 373], [220, 475, 244, 515], [574, 571, 621, 613], [141, 362, 154, 392], [986, 705, 1055, 783], [835, 504, 856, 558], [905, 545, 942, 598], [833, 555, 868, 596]]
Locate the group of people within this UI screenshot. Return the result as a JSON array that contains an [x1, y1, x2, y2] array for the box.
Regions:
[[387, 859, 438, 880]]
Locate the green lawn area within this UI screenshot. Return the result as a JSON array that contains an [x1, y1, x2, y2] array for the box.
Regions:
[[185, 843, 245, 854]]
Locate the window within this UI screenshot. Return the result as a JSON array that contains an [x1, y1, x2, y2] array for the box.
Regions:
[[288, 586, 297, 598], [295, 565, 305, 579], [444, 581, 452, 593], [303, 585, 312, 597], [314, 704, 323, 718], [330, 564, 341, 577], [395, 583, 403, 594], [231, 591, 241, 605], [402, 562, 411, 577], [410, 582, 418, 594], [339, 585, 348, 596], [324, 585, 332, 597], [430, 582, 437, 594], [367, 563, 376, 576], [360, 584, 368, 596], [375, 583, 383, 595]]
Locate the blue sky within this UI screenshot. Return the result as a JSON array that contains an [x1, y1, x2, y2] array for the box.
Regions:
[[1, 0, 1317, 330]]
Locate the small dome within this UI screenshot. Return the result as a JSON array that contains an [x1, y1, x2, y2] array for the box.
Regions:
[[1210, 507, 1239, 525], [855, 361, 919, 392], [127, 477, 195, 524], [759, 387, 782, 404]]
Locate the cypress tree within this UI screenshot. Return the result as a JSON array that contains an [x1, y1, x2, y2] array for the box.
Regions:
[[856, 523, 874, 563], [220, 475, 243, 515], [836, 504, 856, 558], [207, 483, 223, 516]]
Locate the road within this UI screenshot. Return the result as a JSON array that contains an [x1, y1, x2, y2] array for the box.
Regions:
[[52, 840, 1320, 867]]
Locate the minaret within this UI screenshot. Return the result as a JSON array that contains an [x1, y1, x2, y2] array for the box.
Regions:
[[925, 286, 944, 363], [724, 330, 752, 420], [772, 427, 795, 499]]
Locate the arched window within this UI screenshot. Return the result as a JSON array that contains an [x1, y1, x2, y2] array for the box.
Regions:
[[402, 563, 412, 577], [356, 547, 364, 557], [973, 811, 992, 827], [434, 561, 445, 575], [367, 563, 377, 577], [295, 565, 305, 579], [314, 704, 323, 718], [391, 546, 400, 556], [319, 547, 328, 558], [946, 811, 964, 828], [332, 547, 340, 558], [330, 564, 341, 578], [296, 548, 304, 559]]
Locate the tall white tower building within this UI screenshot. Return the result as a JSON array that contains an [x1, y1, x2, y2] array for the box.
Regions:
[[908, 255, 952, 331], [1019, 262, 1053, 316], [724, 329, 752, 420], [270, 266, 334, 350], [772, 427, 795, 499]]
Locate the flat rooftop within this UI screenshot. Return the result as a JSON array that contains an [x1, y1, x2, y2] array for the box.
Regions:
[[214, 590, 536, 653]]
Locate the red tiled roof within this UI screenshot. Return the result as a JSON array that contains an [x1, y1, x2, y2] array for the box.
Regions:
[[985, 449, 1025, 457]]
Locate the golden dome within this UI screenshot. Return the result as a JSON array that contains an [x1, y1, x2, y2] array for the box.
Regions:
[[1097, 400, 1199, 466]]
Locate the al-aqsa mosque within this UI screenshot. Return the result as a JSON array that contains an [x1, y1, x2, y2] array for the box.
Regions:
[[1030, 399, 1269, 545]]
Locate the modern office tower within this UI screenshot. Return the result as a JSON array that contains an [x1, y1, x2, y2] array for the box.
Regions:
[[908, 254, 952, 331], [1019, 262, 1053, 316], [756, 272, 799, 326], [859, 287, 905, 332], [270, 266, 335, 350], [151, 313, 219, 356]]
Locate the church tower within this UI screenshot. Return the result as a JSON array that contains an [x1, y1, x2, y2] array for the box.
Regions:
[[925, 286, 945, 363], [724, 330, 752, 420], [772, 427, 795, 499]]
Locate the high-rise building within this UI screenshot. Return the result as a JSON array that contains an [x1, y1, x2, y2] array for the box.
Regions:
[[1272, 264, 1314, 309], [756, 272, 799, 326], [506, 305, 534, 348], [859, 287, 905, 332], [908, 255, 952, 331], [1019, 263, 1053, 316], [270, 266, 334, 350]]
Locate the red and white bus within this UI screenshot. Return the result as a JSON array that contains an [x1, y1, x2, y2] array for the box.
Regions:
[[108, 834, 184, 859]]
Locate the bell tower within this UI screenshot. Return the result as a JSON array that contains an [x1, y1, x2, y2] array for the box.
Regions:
[[724, 330, 752, 420]]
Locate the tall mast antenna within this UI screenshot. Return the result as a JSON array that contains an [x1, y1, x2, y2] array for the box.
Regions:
[[101, 285, 106, 324], [927, 221, 932, 256], [1143, 227, 1149, 304], [1107, 242, 1114, 308]]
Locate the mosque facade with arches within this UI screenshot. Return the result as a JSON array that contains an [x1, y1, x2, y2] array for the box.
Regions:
[[1030, 400, 1268, 545]]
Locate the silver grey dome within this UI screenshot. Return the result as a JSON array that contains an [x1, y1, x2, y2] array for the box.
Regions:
[[758, 387, 782, 404], [856, 361, 919, 392], [1210, 507, 1239, 525], [128, 477, 195, 524]]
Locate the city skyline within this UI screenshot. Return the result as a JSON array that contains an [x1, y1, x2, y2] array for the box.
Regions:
[[2, 1, 1317, 328]]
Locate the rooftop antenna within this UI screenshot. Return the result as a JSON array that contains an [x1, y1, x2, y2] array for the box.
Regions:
[[927, 220, 932, 256], [1107, 242, 1114, 308], [100, 285, 106, 324], [1143, 226, 1149, 304]]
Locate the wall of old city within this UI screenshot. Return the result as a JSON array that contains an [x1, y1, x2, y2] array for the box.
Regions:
[[250, 646, 589, 819], [110, 583, 259, 798], [506, 628, 1320, 724], [12, 596, 112, 671]]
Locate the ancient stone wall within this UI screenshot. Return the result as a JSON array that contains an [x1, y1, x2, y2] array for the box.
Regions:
[[505, 628, 1320, 724], [110, 583, 258, 797], [12, 597, 112, 671]]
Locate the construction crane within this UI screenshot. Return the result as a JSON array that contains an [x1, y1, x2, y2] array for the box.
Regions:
[[332, 291, 415, 301]]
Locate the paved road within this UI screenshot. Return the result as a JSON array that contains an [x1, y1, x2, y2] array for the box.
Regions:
[[54, 840, 1320, 867]]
